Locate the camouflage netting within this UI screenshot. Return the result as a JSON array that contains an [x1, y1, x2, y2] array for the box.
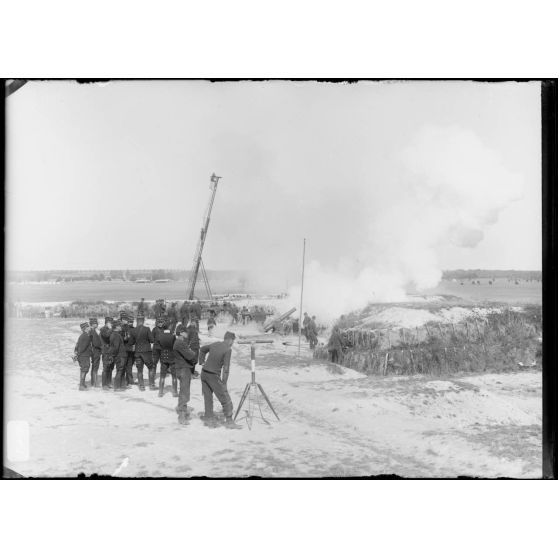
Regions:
[[314, 307, 542, 376]]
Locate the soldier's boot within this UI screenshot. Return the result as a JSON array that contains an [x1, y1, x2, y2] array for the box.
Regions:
[[91, 370, 97, 388], [225, 417, 242, 429], [171, 375, 178, 397], [158, 376, 165, 397], [148, 367, 156, 389], [79, 372, 88, 391], [137, 369, 145, 391]]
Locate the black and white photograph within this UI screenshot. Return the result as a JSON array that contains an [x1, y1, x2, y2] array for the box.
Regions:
[[4, 79, 543, 478]]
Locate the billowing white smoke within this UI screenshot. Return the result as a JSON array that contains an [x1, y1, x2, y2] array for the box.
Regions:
[[288, 125, 525, 323]]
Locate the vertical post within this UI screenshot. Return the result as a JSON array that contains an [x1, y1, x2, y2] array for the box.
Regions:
[[250, 343, 256, 384], [298, 238, 306, 357]]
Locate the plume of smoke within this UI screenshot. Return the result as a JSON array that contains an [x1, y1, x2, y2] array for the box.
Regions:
[[289, 126, 525, 323]]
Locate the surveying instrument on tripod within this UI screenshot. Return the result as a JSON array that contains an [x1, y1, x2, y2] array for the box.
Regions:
[[234, 338, 280, 429]]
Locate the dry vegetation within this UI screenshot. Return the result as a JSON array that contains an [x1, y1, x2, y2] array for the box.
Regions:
[[314, 306, 542, 376]]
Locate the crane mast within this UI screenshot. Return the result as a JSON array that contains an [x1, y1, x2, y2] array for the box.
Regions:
[[186, 173, 221, 300]]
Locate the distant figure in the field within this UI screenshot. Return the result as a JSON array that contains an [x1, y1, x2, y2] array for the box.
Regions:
[[190, 299, 202, 324], [167, 301, 179, 333], [180, 300, 190, 325], [207, 309, 217, 336], [327, 326, 344, 363], [60, 307, 67, 318], [302, 312, 310, 341], [308, 316, 318, 349], [153, 299, 167, 320], [74, 322, 92, 390]]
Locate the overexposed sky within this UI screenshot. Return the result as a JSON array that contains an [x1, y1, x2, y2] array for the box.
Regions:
[[6, 80, 541, 281]]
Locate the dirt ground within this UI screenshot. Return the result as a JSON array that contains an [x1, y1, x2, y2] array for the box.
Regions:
[[4, 318, 541, 478]]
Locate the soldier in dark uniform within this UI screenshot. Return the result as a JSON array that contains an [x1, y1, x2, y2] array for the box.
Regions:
[[198, 331, 240, 428], [158, 326, 177, 397], [302, 312, 310, 341], [186, 322, 201, 378], [167, 301, 179, 333], [173, 325, 197, 424], [152, 317, 165, 382], [207, 309, 217, 336], [308, 315, 318, 349], [179, 300, 190, 326], [121, 313, 137, 386], [154, 299, 167, 320], [74, 322, 92, 391], [190, 299, 202, 325], [134, 313, 154, 391], [89, 317, 102, 388], [137, 297, 146, 314], [110, 321, 128, 391], [100, 316, 114, 389]]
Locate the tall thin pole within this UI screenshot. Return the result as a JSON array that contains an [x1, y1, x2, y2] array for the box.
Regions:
[[298, 238, 306, 356]]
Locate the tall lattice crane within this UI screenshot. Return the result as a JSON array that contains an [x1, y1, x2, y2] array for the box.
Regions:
[[186, 173, 221, 300]]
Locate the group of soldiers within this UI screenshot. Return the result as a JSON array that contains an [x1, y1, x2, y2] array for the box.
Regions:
[[73, 309, 240, 428], [302, 312, 319, 349]]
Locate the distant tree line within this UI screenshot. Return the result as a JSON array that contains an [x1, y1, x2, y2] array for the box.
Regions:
[[442, 270, 542, 281]]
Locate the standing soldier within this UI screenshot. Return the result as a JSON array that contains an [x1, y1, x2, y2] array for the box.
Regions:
[[110, 321, 128, 391], [100, 316, 114, 389], [198, 331, 240, 428], [74, 322, 92, 391], [152, 317, 165, 383], [89, 317, 102, 388], [154, 299, 167, 321], [136, 297, 146, 315], [167, 301, 179, 333], [207, 309, 217, 336], [158, 326, 177, 397], [302, 312, 310, 341], [186, 322, 201, 378], [308, 315, 318, 349], [134, 313, 154, 391], [179, 300, 190, 326], [121, 313, 137, 386], [173, 325, 197, 424], [190, 299, 202, 325]]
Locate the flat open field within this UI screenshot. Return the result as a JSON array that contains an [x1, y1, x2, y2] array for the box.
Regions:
[[7, 278, 541, 305], [4, 318, 541, 478], [6, 279, 265, 304]]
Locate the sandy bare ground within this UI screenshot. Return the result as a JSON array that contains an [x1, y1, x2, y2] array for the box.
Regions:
[[4, 319, 541, 478]]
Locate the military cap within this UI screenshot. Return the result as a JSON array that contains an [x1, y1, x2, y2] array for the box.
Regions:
[[175, 324, 186, 335], [136, 313, 145, 321], [156, 317, 165, 325], [113, 320, 123, 329], [80, 322, 89, 331], [89, 317, 98, 325], [104, 316, 113, 323]]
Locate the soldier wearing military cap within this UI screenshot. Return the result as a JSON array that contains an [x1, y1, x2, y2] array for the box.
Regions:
[[151, 316, 165, 385], [179, 300, 190, 326], [89, 317, 102, 387], [167, 301, 179, 334], [121, 313, 137, 386], [198, 331, 239, 427], [74, 322, 92, 391], [173, 325, 197, 424], [100, 317, 114, 389], [134, 313, 154, 391], [110, 321, 128, 391], [158, 326, 177, 397]]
